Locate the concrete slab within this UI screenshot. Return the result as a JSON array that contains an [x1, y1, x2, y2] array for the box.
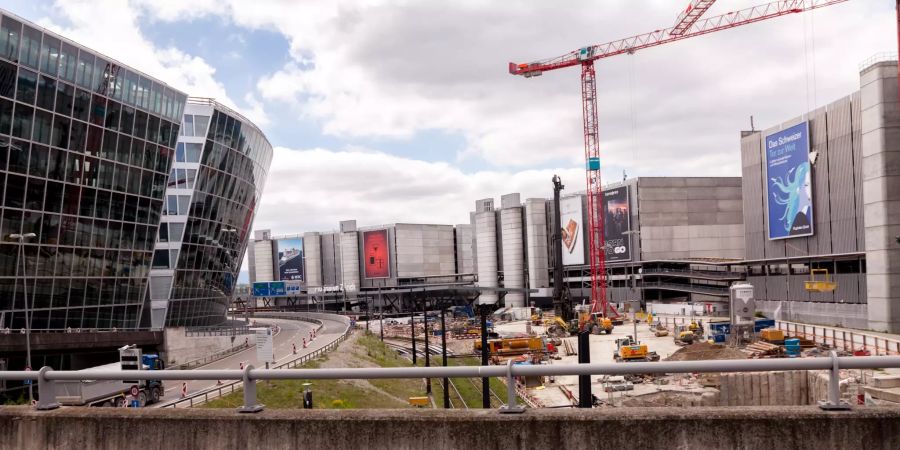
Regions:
[[873, 375, 900, 389]]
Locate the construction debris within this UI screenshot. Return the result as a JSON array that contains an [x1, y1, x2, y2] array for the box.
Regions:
[[666, 342, 748, 362]]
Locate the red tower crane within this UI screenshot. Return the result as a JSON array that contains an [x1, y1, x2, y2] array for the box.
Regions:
[[509, 0, 850, 318]]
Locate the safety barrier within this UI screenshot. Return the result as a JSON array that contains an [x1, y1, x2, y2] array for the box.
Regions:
[[4, 352, 899, 413]]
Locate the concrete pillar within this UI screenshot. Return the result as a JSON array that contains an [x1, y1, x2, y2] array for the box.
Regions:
[[339, 221, 360, 294], [860, 61, 900, 332]]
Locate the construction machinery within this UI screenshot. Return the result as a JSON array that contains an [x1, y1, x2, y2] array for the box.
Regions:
[[613, 336, 660, 362], [544, 316, 577, 338], [530, 307, 544, 326], [577, 306, 613, 335], [509, 0, 849, 323], [474, 336, 553, 361], [550, 175, 574, 322], [674, 325, 695, 346], [653, 322, 669, 337]]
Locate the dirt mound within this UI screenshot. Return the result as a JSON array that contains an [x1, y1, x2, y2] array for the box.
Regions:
[[665, 342, 747, 361]]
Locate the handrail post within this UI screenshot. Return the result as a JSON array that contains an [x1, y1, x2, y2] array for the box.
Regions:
[[818, 351, 850, 410], [499, 359, 524, 414], [238, 365, 264, 413], [35, 366, 60, 410]]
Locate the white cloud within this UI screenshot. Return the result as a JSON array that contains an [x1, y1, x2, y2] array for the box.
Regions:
[[39, 0, 268, 127], [253, 146, 586, 235]]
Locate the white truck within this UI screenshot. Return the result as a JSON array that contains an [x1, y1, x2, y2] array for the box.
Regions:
[[56, 345, 165, 407]]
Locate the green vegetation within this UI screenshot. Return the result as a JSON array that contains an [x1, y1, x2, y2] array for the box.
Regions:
[[202, 332, 520, 410]]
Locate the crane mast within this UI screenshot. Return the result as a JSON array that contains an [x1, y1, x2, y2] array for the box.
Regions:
[[509, 0, 850, 319]]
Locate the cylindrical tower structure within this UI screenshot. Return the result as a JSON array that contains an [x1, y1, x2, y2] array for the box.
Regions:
[[500, 207, 525, 307], [303, 232, 322, 288], [474, 211, 498, 305]]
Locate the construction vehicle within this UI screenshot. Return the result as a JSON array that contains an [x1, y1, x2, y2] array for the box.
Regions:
[[579, 310, 614, 335], [688, 320, 704, 336], [653, 322, 669, 337], [612, 336, 660, 363], [56, 345, 165, 407], [544, 316, 577, 338], [530, 307, 543, 326], [674, 325, 695, 346], [474, 336, 551, 358]]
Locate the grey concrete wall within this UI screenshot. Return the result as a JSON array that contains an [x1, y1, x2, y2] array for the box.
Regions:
[[454, 224, 474, 275], [303, 232, 322, 288], [474, 211, 498, 304], [2, 407, 898, 450], [320, 232, 342, 287], [394, 224, 456, 278], [499, 207, 525, 307], [340, 230, 360, 293], [162, 327, 241, 366], [637, 177, 744, 260], [756, 299, 869, 329], [860, 61, 900, 333]]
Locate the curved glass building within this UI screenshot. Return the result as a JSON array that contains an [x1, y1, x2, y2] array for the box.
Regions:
[[147, 98, 272, 328], [0, 11, 186, 331]]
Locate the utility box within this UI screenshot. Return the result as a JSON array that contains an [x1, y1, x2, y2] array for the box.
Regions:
[[730, 283, 755, 320]]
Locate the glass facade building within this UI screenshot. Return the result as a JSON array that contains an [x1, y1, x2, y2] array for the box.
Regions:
[[148, 98, 272, 328], [0, 11, 186, 330]]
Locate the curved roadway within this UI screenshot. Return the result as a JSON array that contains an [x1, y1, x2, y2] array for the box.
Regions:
[[157, 314, 349, 406]]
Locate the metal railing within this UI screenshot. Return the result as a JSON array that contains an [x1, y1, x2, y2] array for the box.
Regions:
[[168, 342, 253, 371], [5, 351, 900, 413], [859, 52, 899, 71], [184, 325, 254, 337], [640, 267, 744, 280]]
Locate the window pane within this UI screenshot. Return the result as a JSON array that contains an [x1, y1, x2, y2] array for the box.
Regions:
[[182, 115, 193, 137], [176, 195, 190, 215], [175, 142, 184, 162], [185, 168, 195, 189], [0, 16, 21, 63], [19, 25, 40, 69], [168, 222, 184, 242], [32, 109, 52, 144], [72, 88, 90, 121], [51, 115, 70, 149], [0, 60, 15, 98], [184, 143, 201, 163], [158, 221, 168, 242], [36, 75, 55, 110], [75, 50, 93, 89], [39, 35, 60, 76], [151, 249, 169, 269], [12, 103, 33, 139], [0, 97, 12, 135], [55, 82, 74, 116], [58, 43, 77, 82], [16, 67, 36, 104], [166, 195, 177, 215]]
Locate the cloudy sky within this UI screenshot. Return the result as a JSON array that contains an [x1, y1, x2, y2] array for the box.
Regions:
[[2, 0, 892, 281]]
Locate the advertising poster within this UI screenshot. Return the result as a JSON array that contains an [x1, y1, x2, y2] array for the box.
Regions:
[[276, 237, 304, 281], [765, 122, 814, 240], [602, 186, 632, 262], [363, 229, 390, 278], [559, 196, 585, 266]]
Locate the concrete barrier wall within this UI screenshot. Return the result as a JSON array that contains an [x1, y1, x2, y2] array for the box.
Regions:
[[1, 406, 898, 450], [163, 328, 245, 366]]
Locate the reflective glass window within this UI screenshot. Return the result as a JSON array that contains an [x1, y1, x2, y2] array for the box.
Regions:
[[157, 222, 168, 242], [47, 149, 64, 181], [58, 43, 77, 82], [51, 115, 70, 149], [120, 105, 134, 136], [147, 114, 159, 143], [72, 88, 90, 121], [166, 195, 177, 215], [82, 156, 98, 187], [133, 110, 147, 139], [85, 124, 102, 156], [151, 249, 169, 269], [0, 60, 15, 98], [4, 173, 25, 207], [169, 249, 179, 268], [0, 208, 20, 238], [39, 35, 60, 76], [16, 67, 36, 104], [137, 76, 150, 110], [101, 130, 116, 160], [41, 213, 60, 245], [68, 119, 86, 152], [175, 142, 184, 162], [95, 189, 111, 219], [55, 82, 74, 115], [93, 58, 109, 94], [19, 25, 40, 69], [0, 16, 21, 63], [12, 103, 33, 139], [193, 115, 210, 138], [90, 94, 105, 126], [185, 143, 201, 163], [32, 109, 52, 144], [168, 222, 184, 242], [105, 99, 120, 131], [28, 144, 47, 177], [116, 135, 131, 163], [111, 66, 123, 100], [177, 195, 190, 215], [75, 51, 93, 89], [0, 97, 12, 135], [182, 115, 193, 137], [25, 178, 44, 211], [44, 181, 63, 213], [79, 187, 96, 217], [36, 75, 55, 110], [185, 169, 196, 189]]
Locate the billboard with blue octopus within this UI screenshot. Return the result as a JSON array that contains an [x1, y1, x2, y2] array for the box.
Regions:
[[765, 122, 813, 240]]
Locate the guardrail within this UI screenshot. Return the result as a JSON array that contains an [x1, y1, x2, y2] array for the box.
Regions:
[[775, 321, 900, 356], [5, 352, 900, 413], [168, 342, 253, 371], [184, 326, 254, 337], [158, 314, 347, 408]]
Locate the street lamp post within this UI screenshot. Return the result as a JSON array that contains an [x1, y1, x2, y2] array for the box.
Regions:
[[10, 232, 36, 403]]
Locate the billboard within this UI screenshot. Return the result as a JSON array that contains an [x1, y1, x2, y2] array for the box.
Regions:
[[559, 196, 585, 266], [276, 237, 304, 281], [602, 186, 631, 262], [363, 229, 390, 278], [765, 122, 813, 240]]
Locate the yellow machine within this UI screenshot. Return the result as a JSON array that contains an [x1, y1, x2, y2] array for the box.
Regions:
[[760, 328, 785, 343], [805, 269, 837, 292], [530, 307, 543, 325], [688, 320, 703, 335], [474, 337, 545, 355], [544, 316, 575, 337], [613, 336, 660, 362], [579, 311, 614, 335], [673, 325, 695, 345]]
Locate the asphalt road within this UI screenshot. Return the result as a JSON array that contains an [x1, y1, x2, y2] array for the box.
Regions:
[[157, 316, 347, 405]]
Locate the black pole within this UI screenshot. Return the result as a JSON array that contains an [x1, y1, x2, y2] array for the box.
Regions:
[[578, 330, 592, 408], [480, 305, 490, 409], [424, 299, 431, 394], [441, 306, 449, 409], [411, 303, 417, 366], [366, 297, 370, 332], [379, 288, 384, 341]]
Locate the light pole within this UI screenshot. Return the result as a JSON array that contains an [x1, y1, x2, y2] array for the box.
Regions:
[[10, 232, 36, 403]]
